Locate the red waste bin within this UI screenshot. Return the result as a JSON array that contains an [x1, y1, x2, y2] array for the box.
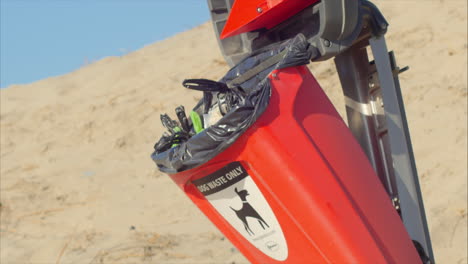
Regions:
[[166, 65, 421, 263]]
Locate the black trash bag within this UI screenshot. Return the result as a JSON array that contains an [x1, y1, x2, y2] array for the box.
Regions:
[[151, 34, 316, 174]]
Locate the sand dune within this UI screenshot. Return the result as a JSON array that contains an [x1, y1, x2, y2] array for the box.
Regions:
[[1, 1, 466, 263]]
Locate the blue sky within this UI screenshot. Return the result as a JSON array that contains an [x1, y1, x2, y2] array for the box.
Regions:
[[0, 0, 210, 88]]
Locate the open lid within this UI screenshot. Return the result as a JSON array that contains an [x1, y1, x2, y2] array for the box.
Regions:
[[220, 0, 319, 39]]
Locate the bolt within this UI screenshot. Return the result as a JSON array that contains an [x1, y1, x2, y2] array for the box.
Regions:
[[257, 7, 263, 13], [324, 39, 331, 47]]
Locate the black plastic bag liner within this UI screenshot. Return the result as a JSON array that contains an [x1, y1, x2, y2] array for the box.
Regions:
[[151, 34, 316, 174]]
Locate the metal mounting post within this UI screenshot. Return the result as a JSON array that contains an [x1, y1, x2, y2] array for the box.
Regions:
[[369, 35, 434, 262], [335, 36, 434, 263]]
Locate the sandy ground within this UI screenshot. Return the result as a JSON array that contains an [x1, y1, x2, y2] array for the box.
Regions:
[[1, 1, 467, 263]]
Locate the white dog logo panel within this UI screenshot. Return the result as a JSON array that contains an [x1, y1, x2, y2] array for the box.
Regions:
[[192, 161, 288, 261]]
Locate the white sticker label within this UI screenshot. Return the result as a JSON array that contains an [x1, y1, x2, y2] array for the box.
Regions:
[[193, 162, 288, 261]]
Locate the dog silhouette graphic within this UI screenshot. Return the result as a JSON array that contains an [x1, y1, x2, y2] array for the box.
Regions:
[[230, 187, 269, 235]]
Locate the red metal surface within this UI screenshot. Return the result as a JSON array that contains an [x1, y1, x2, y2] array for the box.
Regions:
[[169, 66, 421, 263], [221, 0, 320, 39]]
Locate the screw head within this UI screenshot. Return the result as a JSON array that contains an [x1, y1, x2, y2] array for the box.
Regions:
[[257, 7, 263, 13]]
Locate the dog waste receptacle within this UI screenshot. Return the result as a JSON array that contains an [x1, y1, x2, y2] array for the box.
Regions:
[[151, 35, 421, 264]]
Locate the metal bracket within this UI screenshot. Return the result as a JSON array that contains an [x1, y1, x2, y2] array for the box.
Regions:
[[391, 196, 401, 213]]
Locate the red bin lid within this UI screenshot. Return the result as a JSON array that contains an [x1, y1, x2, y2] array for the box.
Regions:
[[221, 0, 320, 39]]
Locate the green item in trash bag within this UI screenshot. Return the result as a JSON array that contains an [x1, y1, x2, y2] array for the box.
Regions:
[[171, 126, 182, 148], [190, 111, 204, 134]]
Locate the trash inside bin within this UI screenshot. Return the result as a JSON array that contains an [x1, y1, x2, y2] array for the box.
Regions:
[[152, 34, 314, 174]]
